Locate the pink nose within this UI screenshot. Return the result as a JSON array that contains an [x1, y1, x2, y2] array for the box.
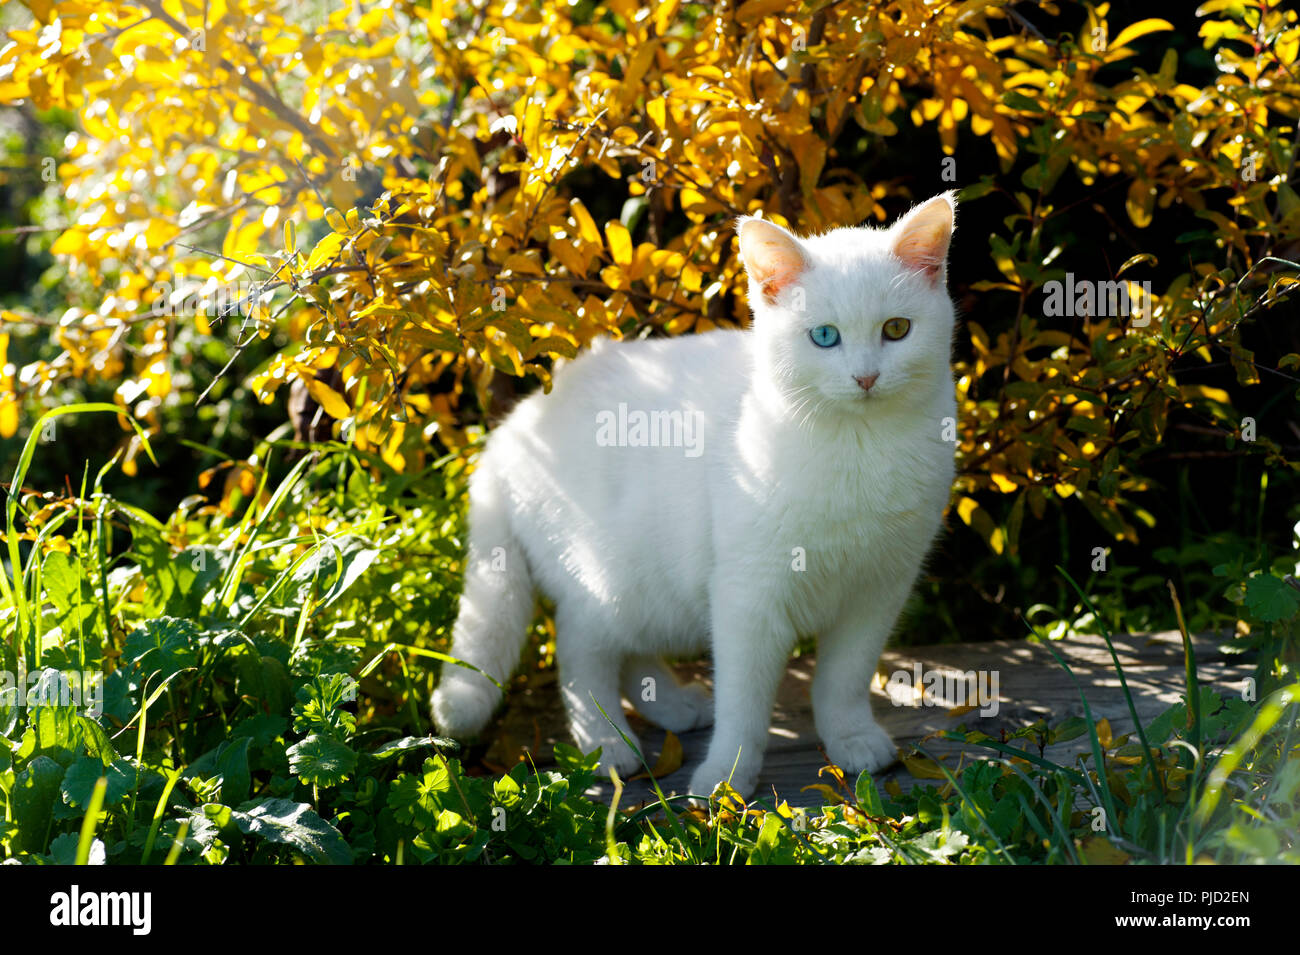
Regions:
[[855, 373, 879, 392]]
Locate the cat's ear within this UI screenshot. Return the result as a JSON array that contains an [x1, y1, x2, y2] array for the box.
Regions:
[[890, 192, 956, 282], [737, 217, 808, 303]]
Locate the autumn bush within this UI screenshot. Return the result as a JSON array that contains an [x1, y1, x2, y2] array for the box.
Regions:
[[0, 0, 1299, 869], [2, 0, 1299, 641]]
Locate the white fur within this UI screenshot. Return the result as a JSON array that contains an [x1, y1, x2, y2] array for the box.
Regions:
[[431, 196, 959, 798]]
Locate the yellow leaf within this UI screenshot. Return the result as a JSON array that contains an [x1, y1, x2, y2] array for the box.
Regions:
[[902, 753, 948, 780], [646, 96, 667, 130], [224, 217, 263, 263], [571, 199, 601, 245], [306, 232, 345, 271], [957, 496, 979, 525], [798, 784, 845, 805], [1277, 29, 1298, 67], [1110, 18, 1173, 52], [50, 229, 87, 257], [0, 395, 16, 439], [381, 421, 407, 472], [1117, 253, 1156, 276], [621, 40, 659, 99], [1080, 835, 1130, 865], [789, 133, 827, 197], [522, 99, 543, 159], [303, 374, 351, 419], [736, 0, 792, 23], [503, 252, 544, 276], [1183, 384, 1231, 405], [649, 731, 683, 776], [605, 221, 632, 267], [600, 265, 625, 290], [1126, 179, 1156, 228]]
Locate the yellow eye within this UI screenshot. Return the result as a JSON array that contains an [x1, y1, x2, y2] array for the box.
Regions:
[[883, 317, 911, 341]]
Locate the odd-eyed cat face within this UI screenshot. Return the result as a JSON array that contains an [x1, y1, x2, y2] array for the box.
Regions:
[[738, 194, 957, 415]]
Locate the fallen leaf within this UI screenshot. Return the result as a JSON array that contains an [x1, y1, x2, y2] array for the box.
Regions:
[[650, 731, 683, 776]]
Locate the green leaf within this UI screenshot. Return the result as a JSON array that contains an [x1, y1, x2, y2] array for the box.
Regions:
[[77, 716, 118, 766], [216, 738, 253, 805], [288, 734, 358, 788], [1050, 716, 1090, 744], [47, 831, 106, 865], [292, 674, 358, 737], [19, 704, 113, 767], [1001, 89, 1043, 113], [122, 617, 199, 680], [749, 813, 787, 865], [958, 177, 997, 201], [236, 654, 293, 715], [494, 772, 522, 808], [10, 756, 65, 852], [60, 756, 136, 808], [128, 535, 228, 617], [1243, 575, 1300, 623], [229, 798, 353, 865], [40, 551, 84, 613], [387, 756, 454, 829], [369, 735, 456, 761], [290, 534, 381, 610], [855, 770, 885, 815]]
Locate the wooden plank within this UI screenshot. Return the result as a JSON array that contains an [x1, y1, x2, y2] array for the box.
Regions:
[[476, 630, 1249, 809]]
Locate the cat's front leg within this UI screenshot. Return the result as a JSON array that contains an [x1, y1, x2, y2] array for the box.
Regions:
[[812, 589, 910, 776], [687, 585, 795, 800]]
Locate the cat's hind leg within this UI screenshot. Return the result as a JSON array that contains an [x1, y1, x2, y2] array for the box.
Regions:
[[555, 613, 643, 779], [620, 657, 713, 733]]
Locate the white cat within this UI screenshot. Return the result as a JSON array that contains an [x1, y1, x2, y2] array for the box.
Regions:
[[431, 193, 959, 798]]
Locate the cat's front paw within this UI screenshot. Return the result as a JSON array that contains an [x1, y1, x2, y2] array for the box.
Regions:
[[823, 721, 899, 776]]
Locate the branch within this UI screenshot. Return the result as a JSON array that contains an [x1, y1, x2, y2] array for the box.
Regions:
[[134, 0, 336, 158]]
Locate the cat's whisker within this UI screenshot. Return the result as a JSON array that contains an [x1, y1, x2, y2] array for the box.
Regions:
[[784, 385, 823, 431], [804, 396, 833, 432], [790, 388, 830, 433]]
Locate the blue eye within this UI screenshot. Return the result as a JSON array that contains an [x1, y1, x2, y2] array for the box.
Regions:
[[809, 325, 840, 348]]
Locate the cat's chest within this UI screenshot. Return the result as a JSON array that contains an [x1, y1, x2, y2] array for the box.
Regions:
[[718, 409, 952, 584], [746, 416, 950, 525]]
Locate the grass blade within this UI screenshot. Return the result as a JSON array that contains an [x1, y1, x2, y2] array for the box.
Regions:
[[75, 777, 108, 865], [1058, 566, 1167, 796]]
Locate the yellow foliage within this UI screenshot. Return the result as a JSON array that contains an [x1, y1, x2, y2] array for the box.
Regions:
[[0, 0, 1297, 553]]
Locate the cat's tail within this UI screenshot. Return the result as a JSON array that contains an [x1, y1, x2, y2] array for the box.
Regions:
[[430, 470, 535, 740]]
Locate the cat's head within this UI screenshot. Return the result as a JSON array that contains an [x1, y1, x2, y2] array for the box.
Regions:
[[737, 193, 957, 417]]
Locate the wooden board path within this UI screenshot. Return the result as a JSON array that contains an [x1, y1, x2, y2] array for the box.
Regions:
[[479, 630, 1250, 809]]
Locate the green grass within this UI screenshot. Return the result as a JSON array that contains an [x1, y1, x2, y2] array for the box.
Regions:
[[0, 411, 1296, 864]]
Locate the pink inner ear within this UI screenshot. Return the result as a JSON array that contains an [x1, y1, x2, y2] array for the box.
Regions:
[[892, 199, 954, 279], [740, 220, 806, 301]]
